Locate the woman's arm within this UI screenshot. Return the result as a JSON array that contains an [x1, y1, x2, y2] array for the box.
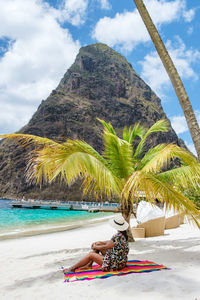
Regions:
[[92, 240, 114, 251]]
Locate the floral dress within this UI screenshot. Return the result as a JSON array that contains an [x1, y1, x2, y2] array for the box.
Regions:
[[102, 232, 129, 271]]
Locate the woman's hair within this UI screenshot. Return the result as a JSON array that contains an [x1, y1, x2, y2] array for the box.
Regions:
[[119, 230, 128, 241]]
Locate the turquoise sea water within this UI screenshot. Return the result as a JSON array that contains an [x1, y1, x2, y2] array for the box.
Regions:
[[0, 199, 112, 238]]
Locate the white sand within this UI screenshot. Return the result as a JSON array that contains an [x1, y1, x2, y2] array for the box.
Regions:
[[0, 220, 200, 300]]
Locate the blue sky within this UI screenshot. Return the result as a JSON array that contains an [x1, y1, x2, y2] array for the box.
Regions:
[[0, 0, 199, 155]]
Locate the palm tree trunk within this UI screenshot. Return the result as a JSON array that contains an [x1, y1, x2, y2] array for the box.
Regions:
[[133, 0, 200, 159], [121, 198, 135, 242]]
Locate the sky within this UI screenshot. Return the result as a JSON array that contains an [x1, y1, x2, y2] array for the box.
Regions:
[[0, 0, 199, 155]]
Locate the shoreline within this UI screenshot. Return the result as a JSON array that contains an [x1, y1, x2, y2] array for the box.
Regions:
[[0, 214, 114, 241]]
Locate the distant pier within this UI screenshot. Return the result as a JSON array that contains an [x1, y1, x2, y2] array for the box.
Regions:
[[11, 199, 120, 212]]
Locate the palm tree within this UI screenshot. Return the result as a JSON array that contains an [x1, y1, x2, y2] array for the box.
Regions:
[[133, 0, 200, 159], [0, 119, 200, 241]]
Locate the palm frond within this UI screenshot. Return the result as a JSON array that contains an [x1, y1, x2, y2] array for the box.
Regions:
[[63, 139, 108, 167], [141, 144, 198, 174], [26, 139, 122, 199], [138, 144, 167, 170], [123, 123, 145, 143], [146, 119, 170, 133], [97, 118, 116, 135], [156, 164, 200, 191], [122, 170, 200, 227], [0, 133, 59, 148], [102, 132, 134, 179], [133, 119, 170, 159], [122, 126, 130, 143], [79, 155, 122, 199]]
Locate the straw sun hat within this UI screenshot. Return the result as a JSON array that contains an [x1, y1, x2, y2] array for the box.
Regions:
[[109, 215, 129, 231]]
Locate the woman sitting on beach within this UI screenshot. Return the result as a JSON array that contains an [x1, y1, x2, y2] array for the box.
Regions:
[[63, 215, 129, 273]]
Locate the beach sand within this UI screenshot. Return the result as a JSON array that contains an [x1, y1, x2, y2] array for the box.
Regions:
[[0, 220, 200, 300]]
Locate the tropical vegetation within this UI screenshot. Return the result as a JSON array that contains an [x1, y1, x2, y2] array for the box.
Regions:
[[1, 119, 200, 241], [181, 186, 200, 210]]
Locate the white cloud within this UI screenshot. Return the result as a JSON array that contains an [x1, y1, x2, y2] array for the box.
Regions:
[[171, 116, 188, 134], [139, 37, 200, 96], [0, 0, 80, 134], [59, 0, 88, 26], [92, 0, 192, 51], [143, 0, 185, 25], [187, 26, 194, 35], [171, 111, 200, 135], [99, 0, 111, 10], [0, 102, 35, 134], [183, 8, 195, 22], [92, 10, 148, 51]]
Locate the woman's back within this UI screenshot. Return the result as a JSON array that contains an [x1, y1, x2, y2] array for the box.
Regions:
[[102, 232, 129, 271]]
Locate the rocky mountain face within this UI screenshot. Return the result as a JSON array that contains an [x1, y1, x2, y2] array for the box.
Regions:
[[0, 43, 184, 200]]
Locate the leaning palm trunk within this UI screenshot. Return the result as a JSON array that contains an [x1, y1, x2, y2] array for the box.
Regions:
[[133, 0, 200, 159]]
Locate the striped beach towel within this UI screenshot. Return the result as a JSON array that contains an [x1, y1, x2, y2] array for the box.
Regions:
[[64, 260, 170, 282]]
